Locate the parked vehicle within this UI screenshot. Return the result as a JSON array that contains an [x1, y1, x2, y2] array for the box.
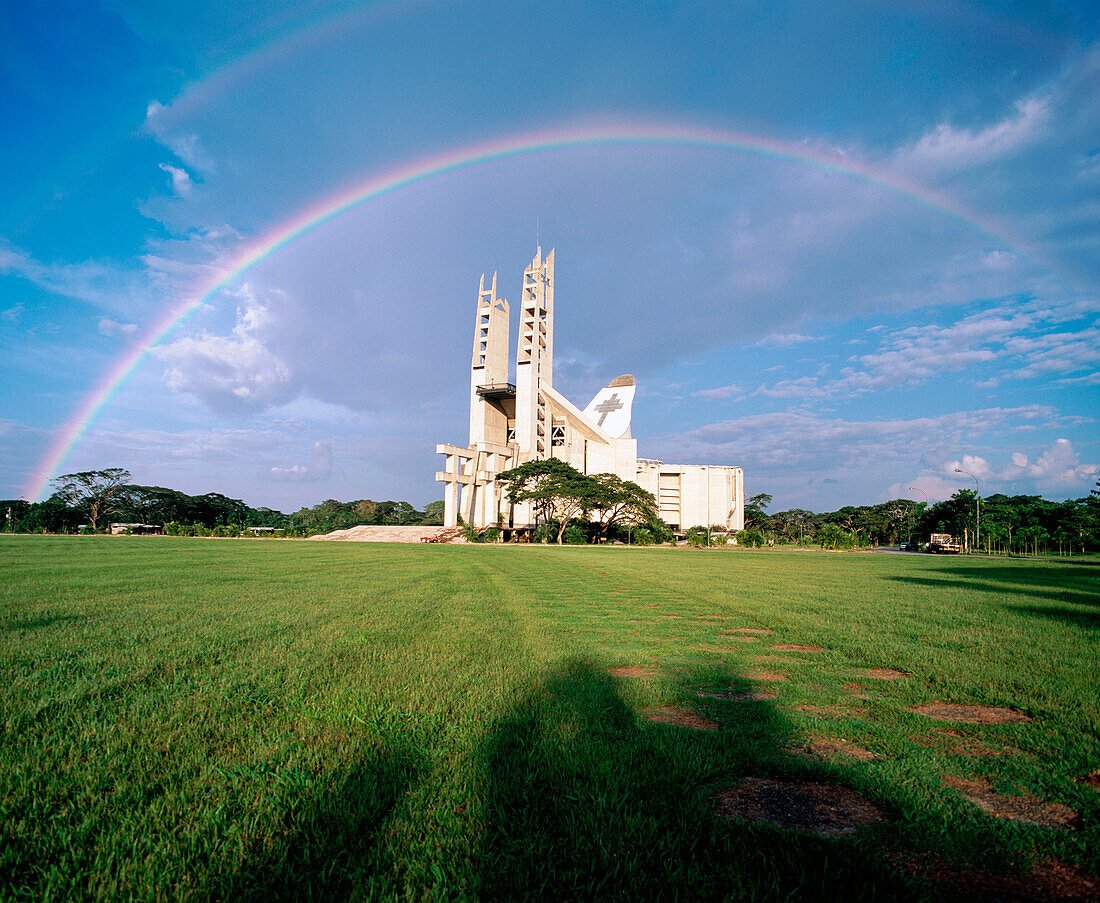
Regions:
[[926, 532, 962, 553]]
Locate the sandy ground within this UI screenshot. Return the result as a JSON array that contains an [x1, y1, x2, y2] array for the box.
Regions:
[[308, 525, 466, 543]]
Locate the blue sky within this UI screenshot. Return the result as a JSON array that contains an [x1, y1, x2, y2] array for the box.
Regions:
[[2, 0, 1098, 512]]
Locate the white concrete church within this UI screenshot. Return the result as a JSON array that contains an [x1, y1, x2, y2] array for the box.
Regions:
[[436, 249, 744, 534]]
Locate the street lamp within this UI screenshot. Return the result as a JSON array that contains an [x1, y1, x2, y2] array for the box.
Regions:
[[907, 487, 927, 546], [954, 469, 980, 553]]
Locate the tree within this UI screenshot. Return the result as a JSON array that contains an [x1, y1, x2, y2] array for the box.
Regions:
[[772, 508, 814, 544], [496, 458, 601, 545], [422, 500, 445, 525], [588, 474, 658, 543], [744, 492, 773, 530], [817, 523, 855, 550], [51, 468, 133, 532]]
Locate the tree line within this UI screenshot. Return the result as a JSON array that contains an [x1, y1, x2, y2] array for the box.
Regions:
[[745, 483, 1100, 555], [4, 467, 1098, 554], [1, 469, 444, 537]]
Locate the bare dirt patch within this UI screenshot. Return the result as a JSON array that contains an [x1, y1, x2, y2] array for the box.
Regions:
[[912, 703, 1031, 724], [697, 689, 778, 702], [724, 626, 772, 634], [644, 706, 719, 731], [890, 851, 1098, 902], [714, 777, 885, 837], [794, 704, 848, 717], [841, 682, 872, 700], [716, 634, 758, 642], [609, 666, 658, 679], [943, 776, 1079, 829], [748, 672, 787, 682], [772, 644, 822, 652], [789, 737, 881, 761], [939, 729, 1007, 758], [860, 668, 910, 679], [1078, 771, 1100, 791]]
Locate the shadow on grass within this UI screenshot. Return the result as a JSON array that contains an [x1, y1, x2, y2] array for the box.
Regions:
[[475, 657, 919, 901], [1009, 604, 1100, 630], [214, 740, 424, 902], [0, 613, 82, 632], [887, 570, 1100, 606]]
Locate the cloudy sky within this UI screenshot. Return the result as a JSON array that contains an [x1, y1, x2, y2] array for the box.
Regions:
[[2, 0, 1098, 512]]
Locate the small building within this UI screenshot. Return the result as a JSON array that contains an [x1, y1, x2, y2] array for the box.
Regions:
[[109, 523, 163, 535], [436, 249, 744, 532]]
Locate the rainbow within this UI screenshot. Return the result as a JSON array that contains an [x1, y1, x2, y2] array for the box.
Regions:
[[23, 122, 1023, 501]]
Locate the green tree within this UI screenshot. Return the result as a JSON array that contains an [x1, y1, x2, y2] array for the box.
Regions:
[[743, 492, 773, 530], [422, 500, 445, 525], [50, 468, 134, 532], [497, 458, 600, 545], [588, 474, 658, 543], [817, 523, 855, 550]]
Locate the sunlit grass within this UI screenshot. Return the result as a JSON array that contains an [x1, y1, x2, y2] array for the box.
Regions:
[[1, 537, 1096, 900]]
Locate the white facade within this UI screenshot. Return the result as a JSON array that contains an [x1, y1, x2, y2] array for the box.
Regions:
[[436, 250, 744, 532]]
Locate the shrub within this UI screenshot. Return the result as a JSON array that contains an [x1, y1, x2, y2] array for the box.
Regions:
[[631, 526, 653, 546], [646, 517, 675, 545], [483, 527, 501, 544], [686, 526, 710, 547], [817, 523, 856, 550], [735, 529, 766, 548], [563, 524, 588, 545]]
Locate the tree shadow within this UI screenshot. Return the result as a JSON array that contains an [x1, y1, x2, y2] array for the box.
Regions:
[[474, 657, 920, 901], [0, 613, 82, 632], [213, 739, 424, 901], [1008, 604, 1100, 630], [887, 570, 1099, 607]]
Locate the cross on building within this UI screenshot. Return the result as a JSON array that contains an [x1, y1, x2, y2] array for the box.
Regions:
[[594, 392, 624, 426]]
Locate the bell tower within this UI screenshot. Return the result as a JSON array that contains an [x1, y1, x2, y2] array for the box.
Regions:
[[514, 247, 554, 459]]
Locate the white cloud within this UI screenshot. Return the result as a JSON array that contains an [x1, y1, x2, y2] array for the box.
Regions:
[[656, 406, 1050, 475], [752, 304, 1100, 399], [757, 332, 818, 347], [0, 239, 152, 316], [98, 318, 139, 338], [695, 383, 743, 400], [896, 96, 1049, 175], [269, 441, 333, 482], [159, 287, 293, 413], [1004, 327, 1100, 378], [145, 102, 214, 170], [897, 439, 1098, 501], [2, 303, 24, 323], [943, 454, 994, 480], [158, 162, 193, 195]]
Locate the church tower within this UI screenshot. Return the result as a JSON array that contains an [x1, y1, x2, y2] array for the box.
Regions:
[[514, 248, 554, 458], [436, 248, 744, 535], [469, 271, 509, 447]]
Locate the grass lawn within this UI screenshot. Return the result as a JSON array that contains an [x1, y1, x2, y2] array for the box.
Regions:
[[0, 536, 1097, 901]]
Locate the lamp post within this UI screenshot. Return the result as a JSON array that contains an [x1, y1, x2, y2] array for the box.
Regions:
[[954, 469, 980, 553], [907, 487, 927, 546]]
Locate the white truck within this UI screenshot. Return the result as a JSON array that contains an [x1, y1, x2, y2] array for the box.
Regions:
[[926, 533, 962, 554]]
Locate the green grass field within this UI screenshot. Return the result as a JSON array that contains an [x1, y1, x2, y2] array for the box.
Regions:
[[1, 537, 1097, 901]]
